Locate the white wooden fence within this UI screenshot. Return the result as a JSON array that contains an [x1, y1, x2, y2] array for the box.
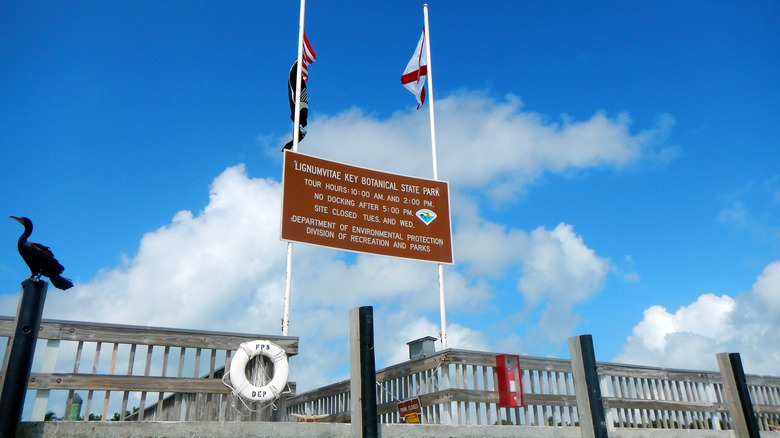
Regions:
[[284, 349, 780, 432], [0, 316, 298, 421], [2, 315, 779, 438]]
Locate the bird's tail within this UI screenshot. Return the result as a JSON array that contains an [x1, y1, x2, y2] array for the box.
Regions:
[[50, 275, 73, 290]]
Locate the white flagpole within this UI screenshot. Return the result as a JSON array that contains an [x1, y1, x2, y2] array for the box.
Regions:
[[291, 0, 306, 153], [423, 5, 438, 181], [283, 0, 307, 336], [423, 4, 448, 350], [283, 242, 293, 335]]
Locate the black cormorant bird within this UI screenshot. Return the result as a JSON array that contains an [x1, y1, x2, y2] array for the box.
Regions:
[[10, 216, 73, 290]]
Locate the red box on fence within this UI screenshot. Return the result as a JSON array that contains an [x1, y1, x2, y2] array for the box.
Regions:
[[495, 354, 523, 407]]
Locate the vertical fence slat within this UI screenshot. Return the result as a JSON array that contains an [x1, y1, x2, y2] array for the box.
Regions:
[[119, 343, 136, 421], [101, 342, 118, 421], [82, 341, 102, 420], [137, 344, 154, 421]]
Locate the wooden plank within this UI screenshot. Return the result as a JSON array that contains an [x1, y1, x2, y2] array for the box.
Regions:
[[603, 396, 728, 413], [102, 342, 119, 421], [83, 341, 102, 421], [26, 373, 231, 393], [63, 340, 83, 422], [16, 421, 587, 438], [138, 344, 154, 420], [569, 335, 607, 438], [30, 339, 60, 421], [349, 307, 362, 437], [367, 388, 577, 420], [745, 375, 780, 387], [753, 403, 780, 415], [120, 343, 136, 421], [718, 353, 761, 438], [0, 316, 299, 355], [598, 362, 719, 384]]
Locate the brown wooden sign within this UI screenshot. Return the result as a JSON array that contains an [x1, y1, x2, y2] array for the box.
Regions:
[[281, 151, 453, 264]]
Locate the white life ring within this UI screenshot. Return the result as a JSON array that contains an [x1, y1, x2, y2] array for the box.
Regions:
[[229, 340, 289, 402]]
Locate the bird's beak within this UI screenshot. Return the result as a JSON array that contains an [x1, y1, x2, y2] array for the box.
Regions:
[[10, 216, 23, 224]]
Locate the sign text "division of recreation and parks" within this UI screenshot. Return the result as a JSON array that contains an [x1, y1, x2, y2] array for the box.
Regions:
[[281, 151, 453, 264]]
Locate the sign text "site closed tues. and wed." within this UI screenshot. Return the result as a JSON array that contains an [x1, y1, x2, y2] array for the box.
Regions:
[[281, 151, 453, 264]]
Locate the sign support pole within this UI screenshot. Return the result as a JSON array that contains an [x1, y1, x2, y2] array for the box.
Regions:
[[423, 3, 448, 349]]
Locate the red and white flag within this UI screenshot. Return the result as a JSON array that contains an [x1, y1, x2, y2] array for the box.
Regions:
[[400, 29, 427, 109], [301, 32, 316, 81]]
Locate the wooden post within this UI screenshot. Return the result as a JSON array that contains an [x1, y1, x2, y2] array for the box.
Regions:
[[0, 279, 48, 437], [717, 352, 761, 438], [350, 306, 378, 438], [569, 334, 608, 438]]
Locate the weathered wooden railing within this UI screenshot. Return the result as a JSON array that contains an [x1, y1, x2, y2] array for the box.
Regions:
[[0, 316, 298, 421], [284, 348, 780, 432], [3, 314, 779, 436], [600, 362, 779, 431], [599, 362, 725, 429], [284, 349, 578, 426]]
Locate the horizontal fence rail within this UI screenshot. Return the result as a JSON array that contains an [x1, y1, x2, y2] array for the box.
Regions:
[[0, 316, 298, 421]]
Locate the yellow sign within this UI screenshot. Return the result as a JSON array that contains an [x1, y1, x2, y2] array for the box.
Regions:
[[403, 412, 420, 424]]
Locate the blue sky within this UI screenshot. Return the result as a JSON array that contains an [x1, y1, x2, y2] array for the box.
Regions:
[[2, 0, 779, 402]]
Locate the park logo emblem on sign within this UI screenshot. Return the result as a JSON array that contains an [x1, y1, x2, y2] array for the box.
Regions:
[[415, 209, 437, 225]]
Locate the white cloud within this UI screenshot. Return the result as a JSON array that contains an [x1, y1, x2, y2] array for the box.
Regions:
[[519, 223, 610, 304], [752, 260, 780, 314], [620, 255, 640, 282], [374, 314, 490, 367], [630, 295, 736, 352], [623, 271, 640, 282], [454, 215, 612, 343], [452, 210, 529, 278], [0, 92, 677, 394], [717, 176, 780, 244], [301, 92, 675, 202], [42, 165, 288, 330], [516, 223, 612, 341], [614, 261, 780, 375], [718, 200, 750, 226]]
